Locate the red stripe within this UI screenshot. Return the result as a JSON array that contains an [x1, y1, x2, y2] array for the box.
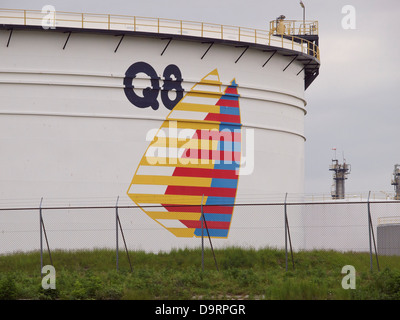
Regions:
[[224, 87, 238, 95], [165, 186, 237, 197], [216, 99, 239, 108], [180, 220, 230, 229], [205, 113, 241, 123], [182, 149, 241, 161], [173, 167, 238, 179], [162, 205, 234, 214], [194, 130, 241, 142]]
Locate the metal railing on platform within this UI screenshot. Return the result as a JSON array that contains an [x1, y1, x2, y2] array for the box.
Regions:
[[269, 19, 319, 36], [0, 8, 320, 60]]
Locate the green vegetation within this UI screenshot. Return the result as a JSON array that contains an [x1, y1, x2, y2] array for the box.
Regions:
[[0, 247, 399, 300]]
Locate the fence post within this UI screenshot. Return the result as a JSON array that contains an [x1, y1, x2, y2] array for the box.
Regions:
[[201, 194, 204, 271], [39, 197, 53, 276], [367, 191, 380, 271], [200, 194, 218, 271], [284, 193, 288, 271], [116, 196, 119, 271], [368, 191, 373, 271], [115, 196, 133, 272], [40, 197, 43, 276], [284, 193, 295, 271]]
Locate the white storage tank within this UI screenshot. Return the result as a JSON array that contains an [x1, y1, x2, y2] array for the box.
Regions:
[[0, 10, 320, 252]]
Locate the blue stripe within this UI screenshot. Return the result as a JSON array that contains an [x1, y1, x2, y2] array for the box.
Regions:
[[220, 106, 240, 115], [211, 178, 238, 189], [218, 141, 241, 152], [203, 213, 232, 222], [206, 196, 235, 205], [229, 80, 238, 87], [219, 124, 242, 131], [218, 121, 242, 126], [210, 165, 238, 171], [194, 228, 229, 237], [219, 94, 239, 100], [214, 162, 240, 171]]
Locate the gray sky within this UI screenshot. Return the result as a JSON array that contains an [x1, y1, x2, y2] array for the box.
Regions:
[[3, 0, 400, 194]]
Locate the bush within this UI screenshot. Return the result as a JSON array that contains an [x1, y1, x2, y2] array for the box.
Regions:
[[352, 268, 400, 300], [0, 273, 18, 300], [1, 248, 400, 300], [374, 268, 400, 300], [69, 271, 103, 299], [38, 285, 59, 300], [220, 248, 256, 269]]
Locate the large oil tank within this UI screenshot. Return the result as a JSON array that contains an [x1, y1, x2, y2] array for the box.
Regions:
[[377, 217, 400, 256], [0, 9, 320, 252]]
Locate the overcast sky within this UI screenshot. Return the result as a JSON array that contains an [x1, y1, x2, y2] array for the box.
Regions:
[[2, 0, 400, 195]]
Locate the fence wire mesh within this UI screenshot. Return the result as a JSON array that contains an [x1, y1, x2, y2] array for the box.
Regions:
[[1, 198, 400, 270]]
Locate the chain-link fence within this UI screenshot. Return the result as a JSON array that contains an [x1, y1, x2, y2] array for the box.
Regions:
[[1, 196, 400, 271]]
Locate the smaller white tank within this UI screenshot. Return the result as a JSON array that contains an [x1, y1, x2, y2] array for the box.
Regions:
[[377, 217, 400, 256]]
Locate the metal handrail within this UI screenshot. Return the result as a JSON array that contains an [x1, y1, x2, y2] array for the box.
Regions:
[[0, 8, 320, 61], [378, 216, 400, 225], [269, 19, 319, 36]]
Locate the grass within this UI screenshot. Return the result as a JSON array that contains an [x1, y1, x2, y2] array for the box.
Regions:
[[0, 247, 399, 300]]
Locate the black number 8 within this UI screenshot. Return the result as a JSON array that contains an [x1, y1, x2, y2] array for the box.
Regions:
[[161, 64, 183, 110]]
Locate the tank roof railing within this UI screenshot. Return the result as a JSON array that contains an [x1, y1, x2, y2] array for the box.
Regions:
[[269, 19, 319, 37], [378, 216, 400, 225], [0, 8, 320, 61]]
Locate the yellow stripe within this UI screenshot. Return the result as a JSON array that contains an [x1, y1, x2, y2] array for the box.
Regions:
[[143, 155, 214, 166], [140, 157, 214, 168], [165, 118, 220, 125], [128, 194, 206, 205], [161, 121, 219, 131], [150, 137, 218, 150], [130, 175, 212, 187], [201, 68, 220, 79], [199, 79, 222, 86], [145, 211, 201, 220], [168, 228, 196, 237], [186, 91, 222, 99], [173, 103, 220, 113]]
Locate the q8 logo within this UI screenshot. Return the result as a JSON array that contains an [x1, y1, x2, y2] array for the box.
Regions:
[[123, 62, 184, 110]]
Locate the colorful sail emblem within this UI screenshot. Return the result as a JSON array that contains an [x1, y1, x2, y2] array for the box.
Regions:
[[127, 69, 242, 238]]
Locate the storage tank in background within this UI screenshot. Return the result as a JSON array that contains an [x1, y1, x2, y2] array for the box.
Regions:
[[377, 217, 400, 256]]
